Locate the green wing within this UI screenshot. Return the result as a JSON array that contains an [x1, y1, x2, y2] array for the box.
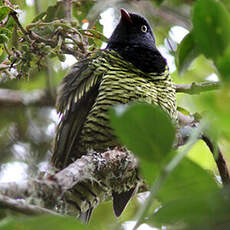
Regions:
[[52, 53, 104, 169]]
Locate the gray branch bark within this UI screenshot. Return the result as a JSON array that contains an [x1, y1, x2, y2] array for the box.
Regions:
[[0, 149, 139, 216], [0, 194, 61, 216]]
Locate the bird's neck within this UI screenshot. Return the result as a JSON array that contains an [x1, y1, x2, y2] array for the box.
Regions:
[[107, 44, 167, 73]]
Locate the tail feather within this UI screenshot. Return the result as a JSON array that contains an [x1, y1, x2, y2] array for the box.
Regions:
[[112, 186, 137, 217], [79, 208, 94, 223]]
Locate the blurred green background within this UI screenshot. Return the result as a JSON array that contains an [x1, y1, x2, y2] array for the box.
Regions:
[[0, 0, 230, 229]]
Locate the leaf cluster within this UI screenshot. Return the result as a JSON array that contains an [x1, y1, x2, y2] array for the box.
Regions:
[[110, 103, 229, 230], [0, 1, 107, 79], [177, 0, 230, 81]]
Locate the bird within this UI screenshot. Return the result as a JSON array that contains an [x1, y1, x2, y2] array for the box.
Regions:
[[51, 8, 177, 221]]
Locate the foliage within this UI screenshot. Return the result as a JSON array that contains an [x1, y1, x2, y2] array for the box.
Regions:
[[0, 0, 107, 79], [0, 215, 91, 230], [110, 104, 175, 163], [110, 105, 226, 230], [0, 0, 230, 230]]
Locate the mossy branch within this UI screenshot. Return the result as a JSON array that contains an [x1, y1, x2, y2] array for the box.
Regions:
[[0, 149, 139, 217], [0, 194, 61, 216]]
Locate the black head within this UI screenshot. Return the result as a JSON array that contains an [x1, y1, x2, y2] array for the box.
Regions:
[[107, 9, 156, 51], [106, 9, 166, 73]]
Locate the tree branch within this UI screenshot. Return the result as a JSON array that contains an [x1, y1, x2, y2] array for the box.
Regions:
[[0, 149, 139, 217], [62, 0, 72, 21], [9, 11, 29, 40], [177, 111, 230, 185], [28, 31, 81, 58], [0, 194, 61, 216], [175, 81, 230, 185], [175, 81, 221, 94], [0, 181, 32, 199], [201, 135, 230, 185]]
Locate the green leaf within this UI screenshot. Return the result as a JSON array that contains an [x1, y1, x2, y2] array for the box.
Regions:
[[72, 1, 94, 23], [195, 88, 230, 139], [0, 27, 11, 37], [0, 27, 11, 44], [5, 16, 15, 30], [110, 103, 175, 162], [221, 0, 230, 11], [140, 159, 161, 185], [0, 6, 10, 21], [150, 196, 214, 229], [187, 140, 217, 171], [0, 34, 8, 43], [57, 53, 66, 62], [150, 188, 230, 230], [193, 0, 230, 60], [0, 44, 3, 56], [157, 158, 219, 202], [148, 158, 220, 228], [32, 2, 66, 23], [0, 215, 92, 230], [216, 45, 230, 81], [176, 31, 200, 75], [44, 2, 65, 22], [32, 12, 46, 23]]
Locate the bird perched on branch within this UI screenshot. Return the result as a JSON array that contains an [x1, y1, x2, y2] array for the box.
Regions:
[[51, 8, 177, 221]]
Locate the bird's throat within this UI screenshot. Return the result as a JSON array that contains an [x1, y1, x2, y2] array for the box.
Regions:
[[108, 44, 167, 74]]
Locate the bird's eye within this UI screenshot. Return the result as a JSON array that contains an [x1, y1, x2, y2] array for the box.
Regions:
[[141, 25, 148, 33]]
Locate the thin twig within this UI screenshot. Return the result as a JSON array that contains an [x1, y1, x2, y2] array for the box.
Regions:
[[0, 64, 10, 71], [178, 112, 230, 185], [28, 30, 81, 58], [26, 20, 83, 40], [202, 135, 230, 185], [9, 11, 30, 42], [10, 12, 84, 58], [3, 42, 12, 56], [176, 81, 221, 94], [0, 194, 61, 216]]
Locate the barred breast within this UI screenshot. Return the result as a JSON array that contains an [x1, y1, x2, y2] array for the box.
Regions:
[[78, 54, 177, 154]]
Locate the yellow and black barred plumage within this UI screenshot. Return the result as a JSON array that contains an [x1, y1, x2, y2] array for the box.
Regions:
[[51, 9, 177, 220]]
